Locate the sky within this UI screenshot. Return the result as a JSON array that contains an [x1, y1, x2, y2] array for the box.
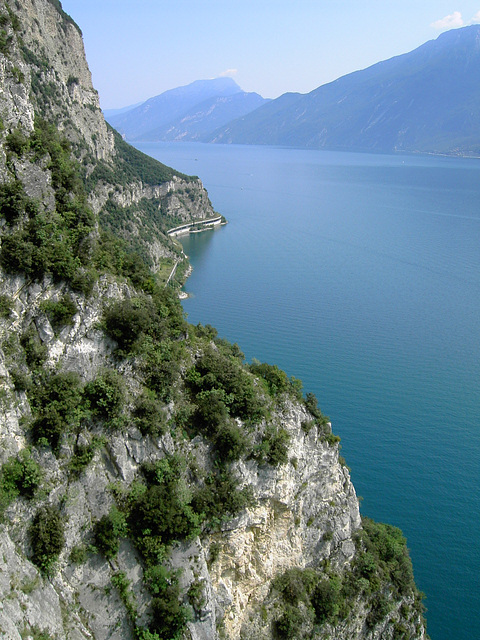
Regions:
[[60, 0, 480, 110]]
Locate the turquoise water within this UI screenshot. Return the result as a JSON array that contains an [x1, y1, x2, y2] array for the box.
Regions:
[[135, 141, 480, 640]]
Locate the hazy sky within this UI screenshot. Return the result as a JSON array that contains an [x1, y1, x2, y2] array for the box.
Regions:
[[60, 0, 480, 109]]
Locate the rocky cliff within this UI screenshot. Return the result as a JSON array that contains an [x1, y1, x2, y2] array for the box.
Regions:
[[0, 1, 427, 639]]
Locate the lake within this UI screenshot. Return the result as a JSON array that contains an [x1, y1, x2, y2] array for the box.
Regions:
[[135, 141, 480, 640]]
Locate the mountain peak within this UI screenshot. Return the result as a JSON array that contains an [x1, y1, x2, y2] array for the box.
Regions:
[[106, 77, 269, 141]]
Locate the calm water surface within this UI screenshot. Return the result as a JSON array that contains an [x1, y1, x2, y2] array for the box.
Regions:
[[135, 141, 480, 640]]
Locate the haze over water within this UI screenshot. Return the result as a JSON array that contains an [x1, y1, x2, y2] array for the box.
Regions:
[[136, 141, 480, 640]]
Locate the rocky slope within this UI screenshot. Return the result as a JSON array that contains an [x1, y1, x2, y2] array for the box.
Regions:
[[1, 0, 216, 276], [0, 1, 427, 639]]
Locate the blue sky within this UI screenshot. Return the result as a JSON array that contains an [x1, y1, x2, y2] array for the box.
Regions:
[[60, 0, 480, 109]]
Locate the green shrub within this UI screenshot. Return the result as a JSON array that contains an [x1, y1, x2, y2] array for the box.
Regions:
[[214, 420, 249, 462], [0, 179, 27, 224], [126, 456, 203, 560], [94, 506, 128, 559], [192, 323, 218, 340], [135, 628, 162, 640], [355, 518, 416, 596], [69, 436, 105, 476], [188, 347, 263, 422], [304, 392, 323, 419], [311, 575, 342, 623], [112, 571, 137, 620], [249, 360, 291, 396], [30, 371, 83, 452], [5, 128, 29, 156], [11, 66, 24, 83], [20, 326, 47, 370], [273, 567, 317, 605], [274, 605, 309, 639], [103, 297, 155, 353], [129, 465, 201, 549], [30, 505, 65, 574], [133, 390, 166, 437], [1, 449, 41, 499], [142, 337, 182, 402], [9, 368, 30, 392], [40, 295, 77, 332], [0, 294, 13, 318], [0, 449, 41, 515], [193, 388, 230, 435], [187, 578, 206, 613], [143, 566, 190, 640], [325, 433, 341, 446], [366, 593, 392, 628], [0, 28, 12, 55], [70, 544, 88, 564], [84, 369, 125, 421], [192, 469, 255, 524], [255, 425, 290, 466]]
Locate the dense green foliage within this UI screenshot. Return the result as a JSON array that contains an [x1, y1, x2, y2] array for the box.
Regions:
[[0, 449, 41, 515], [29, 505, 65, 574], [103, 291, 187, 352], [20, 326, 48, 370], [133, 390, 166, 437], [250, 360, 302, 399], [69, 436, 105, 476], [84, 368, 125, 422], [30, 371, 83, 452], [271, 516, 422, 637], [350, 517, 417, 599], [87, 125, 188, 189], [128, 456, 202, 554], [0, 179, 29, 224], [189, 347, 263, 422], [0, 293, 13, 318], [142, 566, 190, 640], [0, 120, 95, 289], [40, 295, 77, 332], [94, 506, 128, 559], [254, 424, 290, 466], [191, 469, 255, 525]]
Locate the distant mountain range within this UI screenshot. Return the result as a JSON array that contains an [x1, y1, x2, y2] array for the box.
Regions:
[[107, 26, 480, 156], [105, 77, 269, 142], [206, 26, 480, 155]]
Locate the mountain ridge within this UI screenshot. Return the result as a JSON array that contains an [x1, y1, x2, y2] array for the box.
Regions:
[[206, 25, 480, 155], [106, 77, 270, 142]]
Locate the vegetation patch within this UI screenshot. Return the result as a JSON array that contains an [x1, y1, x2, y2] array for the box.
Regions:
[[40, 295, 77, 332], [29, 371, 83, 452], [254, 425, 290, 467], [270, 516, 423, 637], [0, 449, 41, 515], [83, 368, 125, 423], [0, 293, 13, 318], [29, 505, 65, 574], [94, 506, 128, 559], [250, 360, 302, 399]]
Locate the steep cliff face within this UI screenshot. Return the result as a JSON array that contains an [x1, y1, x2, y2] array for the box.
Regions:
[[0, 2, 427, 640], [1, 0, 216, 274]]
